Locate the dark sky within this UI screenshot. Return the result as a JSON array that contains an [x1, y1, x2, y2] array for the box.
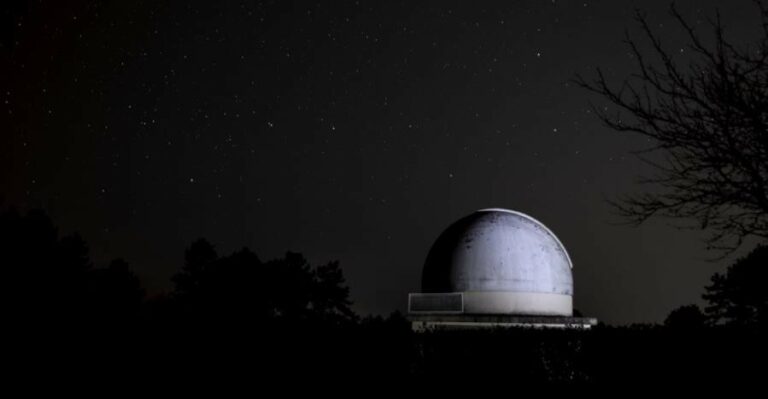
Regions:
[[2, 0, 761, 324]]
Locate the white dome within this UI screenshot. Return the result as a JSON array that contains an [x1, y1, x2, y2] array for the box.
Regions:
[[421, 208, 573, 316]]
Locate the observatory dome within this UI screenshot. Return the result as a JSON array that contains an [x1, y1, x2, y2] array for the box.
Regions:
[[420, 208, 573, 316]]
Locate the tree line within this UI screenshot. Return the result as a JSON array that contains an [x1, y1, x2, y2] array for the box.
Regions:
[[2, 206, 766, 388]]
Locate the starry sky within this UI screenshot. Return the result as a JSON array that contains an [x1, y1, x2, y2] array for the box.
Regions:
[[2, 0, 762, 324]]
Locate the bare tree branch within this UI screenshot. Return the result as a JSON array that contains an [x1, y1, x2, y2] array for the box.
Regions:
[[572, 3, 768, 254]]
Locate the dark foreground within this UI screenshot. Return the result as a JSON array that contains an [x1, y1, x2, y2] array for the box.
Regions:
[[9, 317, 767, 390]]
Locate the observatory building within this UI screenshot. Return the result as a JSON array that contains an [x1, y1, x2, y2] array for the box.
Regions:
[[408, 208, 597, 330]]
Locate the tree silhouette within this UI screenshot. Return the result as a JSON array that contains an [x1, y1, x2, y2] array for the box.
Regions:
[[84, 258, 145, 323], [0, 207, 144, 326], [170, 238, 356, 326], [312, 260, 355, 321], [703, 245, 768, 327], [172, 238, 218, 299], [574, 4, 768, 252]]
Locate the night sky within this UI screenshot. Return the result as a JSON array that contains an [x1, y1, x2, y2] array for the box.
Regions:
[[2, 0, 761, 324]]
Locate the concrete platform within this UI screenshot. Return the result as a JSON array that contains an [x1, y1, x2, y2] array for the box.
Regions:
[[409, 314, 598, 331]]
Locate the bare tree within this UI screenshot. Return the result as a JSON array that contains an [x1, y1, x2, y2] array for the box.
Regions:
[[574, 3, 768, 253]]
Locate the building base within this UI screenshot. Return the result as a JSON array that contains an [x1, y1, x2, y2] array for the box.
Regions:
[[409, 314, 598, 331]]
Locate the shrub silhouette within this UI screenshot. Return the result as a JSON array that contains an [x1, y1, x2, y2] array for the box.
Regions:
[[664, 304, 706, 329]]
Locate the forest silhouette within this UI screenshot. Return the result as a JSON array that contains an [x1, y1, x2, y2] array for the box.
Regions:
[[2, 206, 767, 388]]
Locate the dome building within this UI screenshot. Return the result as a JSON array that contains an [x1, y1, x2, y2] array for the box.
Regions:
[[408, 208, 596, 330]]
